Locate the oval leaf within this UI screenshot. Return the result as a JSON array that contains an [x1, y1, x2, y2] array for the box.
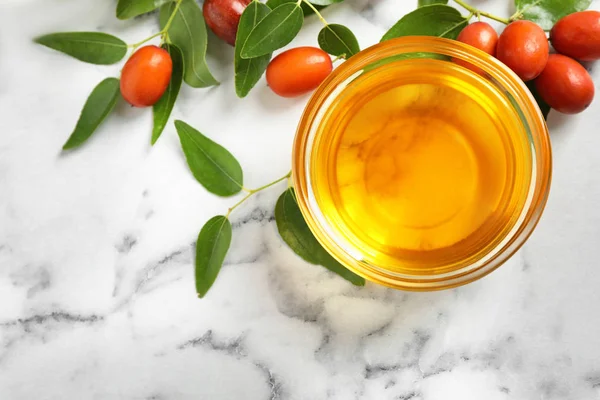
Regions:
[[117, 0, 173, 19], [240, 3, 304, 59], [235, 1, 273, 97], [63, 78, 120, 150], [275, 188, 365, 286], [34, 32, 127, 65], [196, 215, 232, 298], [318, 24, 360, 58], [418, 0, 448, 6], [381, 5, 468, 42], [266, 0, 326, 16], [514, 0, 592, 30], [174, 120, 243, 196], [160, 0, 218, 88], [152, 44, 183, 144]]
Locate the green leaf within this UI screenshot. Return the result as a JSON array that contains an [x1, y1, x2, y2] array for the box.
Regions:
[[62, 78, 120, 150], [381, 5, 468, 42], [514, 0, 592, 30], [235, 1, 272, 98], [152, 44, 183, 145], [174, 120, 243, 196], [240, 3, 304, 59], [526, 81, 551, 120], [34, 32, 127, 65], [266, 0, 326, 16], [117, 0, 173, 19], [307, 0, 343, 5], [318, 24, 360, 58], [196, 215, 232, 298], [418, 0, 448, 6], [160, 0, 218, 88], [275, 188, 365, 286]]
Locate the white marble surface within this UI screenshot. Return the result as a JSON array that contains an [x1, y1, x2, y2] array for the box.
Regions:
[[1, 0, 600, 398]]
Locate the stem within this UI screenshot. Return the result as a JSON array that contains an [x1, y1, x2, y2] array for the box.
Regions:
[[129, 32, 163, 49], [332, 54, 346, 63], [453, 0, 510, 25], [128, 0, 183, 49], [302, 0, 328, 25], [226, 192, 254, 217], [226, 170, 292, 217], [248, 171, 292, 194], [509, 0, 541, 21], [162, 0, 184, 34]]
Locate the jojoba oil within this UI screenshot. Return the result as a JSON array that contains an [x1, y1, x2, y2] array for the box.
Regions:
[[310, 58, 533, 275]]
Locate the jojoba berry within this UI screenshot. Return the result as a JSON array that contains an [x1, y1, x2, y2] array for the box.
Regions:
[[551, 11, 600, 61], [455, 21, 498, 74], [203, 0, 252, 46], [457, 21, 498, 56], [535, 54, 595, 114], [266, 47, 333, 98], [497, 20, 549, 81], [120, 45, 172, 107]]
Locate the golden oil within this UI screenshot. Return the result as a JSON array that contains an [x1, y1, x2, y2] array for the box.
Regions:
[[310, 58, 533, 274]]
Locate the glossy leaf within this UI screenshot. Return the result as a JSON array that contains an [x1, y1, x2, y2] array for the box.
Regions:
[[275, 188, 365, 286], [117, 0, 173, 19], [63, 78, 120, 150], [34, 32, 127, 65], [174, 120, 243, 196], [418, 0, 448, 6], [196, 215, 232, 298], [152, 44, 183, 144], [381, 5, 468, 42], [526, 81, 551, 120], [318, 24, 360, 58], [160, 0, 218, 88], [514, 0, 592, 30], [240, 3, 303, 59], [235, 1, 272, 97], [266, 0, 325, 16]]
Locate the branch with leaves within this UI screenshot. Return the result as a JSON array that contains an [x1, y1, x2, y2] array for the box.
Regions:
[[33, 0, 595, 297], [172, 121, 366, 297]]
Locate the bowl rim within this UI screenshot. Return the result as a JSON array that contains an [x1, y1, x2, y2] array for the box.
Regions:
[[292, 36, 552, 291]]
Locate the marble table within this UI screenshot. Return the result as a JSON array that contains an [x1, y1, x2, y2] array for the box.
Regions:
[[1, 0, 600, 398]]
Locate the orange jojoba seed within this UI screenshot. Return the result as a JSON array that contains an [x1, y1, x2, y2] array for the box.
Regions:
[[266, 47, 333, 98], [120, 45, 173, 107], [535, 54, 595, 114], [454, 21, 499, 74], [551, 11, 600, 61], [497, 20, 549, 81], [203, 0, 252, 46]]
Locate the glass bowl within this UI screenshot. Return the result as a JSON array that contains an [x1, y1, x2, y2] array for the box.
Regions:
[[292, 36, 552, 291]]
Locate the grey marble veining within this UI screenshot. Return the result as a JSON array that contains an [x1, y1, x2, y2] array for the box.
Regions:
[[1, 0, 600, 399]]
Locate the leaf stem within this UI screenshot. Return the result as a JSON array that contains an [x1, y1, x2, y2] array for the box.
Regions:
[[129, 31, 163, 49], [509, 0, 541, 21], [248, 171, 292, 194], [226, 170, 292, 217], [453, 0, 510, 25], [128, 0, 183, 49], [301, 0, 328, 25], [162, 0, 184, 35]]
